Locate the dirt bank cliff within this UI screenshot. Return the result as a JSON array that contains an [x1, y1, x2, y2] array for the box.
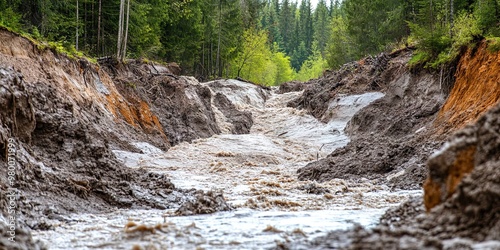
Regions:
[[292, 49, 452, 189], [283, 42, 500, 249]]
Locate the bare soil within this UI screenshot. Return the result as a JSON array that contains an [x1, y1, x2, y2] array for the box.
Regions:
[[292, 49, 453, 190], [0, 29, 236, 249], [287, 104, 500, 249]]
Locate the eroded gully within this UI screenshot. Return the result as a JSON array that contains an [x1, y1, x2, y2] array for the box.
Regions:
[[32, 80, 421, 249]]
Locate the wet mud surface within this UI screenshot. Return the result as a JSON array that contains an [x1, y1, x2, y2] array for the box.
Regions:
[[290, 104, 500, 249]]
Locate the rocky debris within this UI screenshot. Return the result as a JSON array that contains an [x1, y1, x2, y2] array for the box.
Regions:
[[213, 93, 253, 134], [296, 49, 449, 189], [277, 81, 310, 94], [175, 190, 233, 216]]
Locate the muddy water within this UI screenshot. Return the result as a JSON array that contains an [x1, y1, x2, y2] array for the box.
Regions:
[[32, 80, 421, 249]]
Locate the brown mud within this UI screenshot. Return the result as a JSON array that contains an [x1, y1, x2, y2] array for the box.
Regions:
[[293, 49, 453, 189], [0, 28, 235, 249], [288, 103, 500, 249]]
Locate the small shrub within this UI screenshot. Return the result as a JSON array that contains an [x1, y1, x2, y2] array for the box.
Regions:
[[408, 51, 431, 68], [486, 37, 500, 52], [0, 8, 22, 32]]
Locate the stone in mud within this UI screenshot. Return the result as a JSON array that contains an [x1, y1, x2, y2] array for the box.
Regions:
[[277, 81, 310, 94], [175, 190, 233, 216]]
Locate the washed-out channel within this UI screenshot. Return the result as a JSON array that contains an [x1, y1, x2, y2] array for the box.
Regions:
[[32, 80, 421, 249]]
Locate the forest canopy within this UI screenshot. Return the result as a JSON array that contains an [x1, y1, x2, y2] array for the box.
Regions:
[[1, 0, 499, 85]]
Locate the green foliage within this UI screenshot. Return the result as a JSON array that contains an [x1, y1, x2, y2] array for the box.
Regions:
[[230, 28, 275, 85], [345, 0, 411, 57], [486, 37, 500, 52], [452, 12, 482, 47], [313, 0, 330, 56], [408, 50, 431, 67], [160, 0, 203, 70], [296, 43, 327, 82], [47, 41, 84, 59], [229, 29, 296, 86], [2, 0, 500, 85], [475, 0, 500, 35], [0, 7, 22, 31], [326, 15, 356, 69], [271, 46, 295, 85], [409, 22, 452, 56]]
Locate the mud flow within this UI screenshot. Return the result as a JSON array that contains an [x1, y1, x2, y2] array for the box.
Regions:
[[32, 80, 420, 249]]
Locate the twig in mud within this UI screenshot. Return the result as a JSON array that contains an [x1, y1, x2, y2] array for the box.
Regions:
[[277, 131, 288, 137], [316, 143, 338, 161], [263, 225, 283, 233], [67, 178, 91, 198]]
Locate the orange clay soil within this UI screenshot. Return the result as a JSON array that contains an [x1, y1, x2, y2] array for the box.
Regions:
[[434, 41, 500, 134], [106, 90, 168, 141], [425, 41, 500, 211], [424, 145, 476, 211]]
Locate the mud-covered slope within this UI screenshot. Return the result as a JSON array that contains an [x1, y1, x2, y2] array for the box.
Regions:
[[0, 29, 245, 249], [294, 49, 454, 189], [299, 101, 500, 250], [99, 59, 254, 146]]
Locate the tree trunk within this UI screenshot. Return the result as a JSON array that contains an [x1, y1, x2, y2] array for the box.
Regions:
[[216, 0, 222, 77], [76, 0, 79, 51], [97, 0, 102, 56], [450, 0, 454, 37], [117, 0, 125, 59], [430, 0, 434, 33], [122, 0, 130, 60]]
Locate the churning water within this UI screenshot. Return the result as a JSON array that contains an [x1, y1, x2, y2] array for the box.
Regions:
[[33, 80, 421, 249]]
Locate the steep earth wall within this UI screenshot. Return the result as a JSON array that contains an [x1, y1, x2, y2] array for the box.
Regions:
[[433, 41, 500, 135], [294, 48, 453, 189], [425, 41, 500, 211]]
